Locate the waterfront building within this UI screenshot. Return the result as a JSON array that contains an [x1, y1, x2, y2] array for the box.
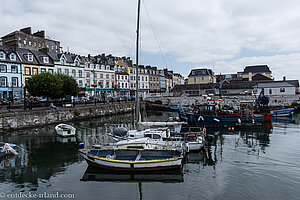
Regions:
[[115, 71, 129, 97], [242, 65, 272, 81], [146, 66, 160, 93], [253, 81, 297, 96], [48, 52, 86, 94], [0, 45, 23, 100], [138, 65, 149, 97], [164, 69, 174, 92], [187, 68, 216, 84], [158, 69, 166, 93], [85, 54, 115, 97], [1, 27, 61, 53], [173, 73, 184, 86], [116, 57, 136, 96]]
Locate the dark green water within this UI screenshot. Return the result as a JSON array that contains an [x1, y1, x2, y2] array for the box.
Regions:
[[0, 112, 300, 200]]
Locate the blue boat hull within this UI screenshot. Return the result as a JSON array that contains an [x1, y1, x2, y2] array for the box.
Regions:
[[179, 112, 264, 127], [271, 108, 296, 117]]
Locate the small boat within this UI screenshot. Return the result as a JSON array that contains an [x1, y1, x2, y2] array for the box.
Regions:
[[80, 148, 183, 171], [170, 105, 191, 111], [271, 107, 296, 117], [55, 123, 76, 137], [0, 142, 18, 157]]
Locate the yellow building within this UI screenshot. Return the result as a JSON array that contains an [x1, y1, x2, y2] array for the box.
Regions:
[[117, 58, 136, 94], [241, 65, 272, 81], [187, 69, 216, 84]]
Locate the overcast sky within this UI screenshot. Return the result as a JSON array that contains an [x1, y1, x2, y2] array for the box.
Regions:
[[1, 0, 300, 80]]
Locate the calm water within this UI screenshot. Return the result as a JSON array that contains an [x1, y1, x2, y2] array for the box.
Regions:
[[0, 112, 300, 200]]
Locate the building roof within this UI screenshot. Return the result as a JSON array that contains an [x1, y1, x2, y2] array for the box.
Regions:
[[255, 82, 294, 88], [243, 65, 271, 74], [251, 73, 272, 81], [188, 68, 213, 77]]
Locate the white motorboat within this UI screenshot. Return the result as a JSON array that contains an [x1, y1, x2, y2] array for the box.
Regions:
[[55, 123, 76, 137], [0, 142, 18, 157]]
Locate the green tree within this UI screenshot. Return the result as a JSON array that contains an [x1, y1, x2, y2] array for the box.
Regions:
[[57, 74, 79, 96], [25, 73, 78, 99]]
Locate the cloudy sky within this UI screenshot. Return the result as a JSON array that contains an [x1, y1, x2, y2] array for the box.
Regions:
[[1, 0, 300, 80]]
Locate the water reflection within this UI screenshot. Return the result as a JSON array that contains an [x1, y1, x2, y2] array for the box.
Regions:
[[0, 111, 299, 199]]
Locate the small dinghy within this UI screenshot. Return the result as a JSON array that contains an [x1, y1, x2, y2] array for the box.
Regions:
[[55, 123, 76, 137], [0, 142, 18, 157]]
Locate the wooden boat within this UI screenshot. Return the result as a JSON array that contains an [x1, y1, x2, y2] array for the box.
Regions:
[[55, 123, 76, 137], [271, 107, 296, 117], [0, 142, 18, 157], [80, 148, 183, 171]]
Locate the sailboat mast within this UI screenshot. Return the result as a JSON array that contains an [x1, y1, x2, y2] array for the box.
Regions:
[[135, 0, 141, 124]]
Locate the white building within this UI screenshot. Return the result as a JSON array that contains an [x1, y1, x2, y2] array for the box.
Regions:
[[254, 82, 296, 96]]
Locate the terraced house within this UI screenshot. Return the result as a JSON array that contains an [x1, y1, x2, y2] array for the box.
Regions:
[[0, 45, 23, 100], [116, 57, 136, 96], [85, 54, 115, 97], [48, 52, 86, 94]]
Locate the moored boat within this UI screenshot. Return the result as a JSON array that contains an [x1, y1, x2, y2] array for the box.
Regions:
[[271, 107, 297, 117], [55, 123, 76, 137], [80, 148, 183, 171], [0, 142, 18, 157]]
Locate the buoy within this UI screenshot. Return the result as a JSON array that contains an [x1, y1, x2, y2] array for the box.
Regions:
[[79, 143, 85, 149], [238, 118, 241, 124], [232, 127, 235, 130], [228, 127, 231, 130]]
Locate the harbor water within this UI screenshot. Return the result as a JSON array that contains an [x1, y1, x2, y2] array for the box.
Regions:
[[0, 111, 300, 200]]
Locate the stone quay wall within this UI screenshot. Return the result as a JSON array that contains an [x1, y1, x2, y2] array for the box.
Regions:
[[146, 94, 300, 106], [0, 103, 135, 131]]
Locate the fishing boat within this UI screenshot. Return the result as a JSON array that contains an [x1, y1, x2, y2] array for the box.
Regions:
[[0, 142, 18, 157], [80, 148, 183, 171], [55, 123, 76, 137], [271, 107, 296, 117]]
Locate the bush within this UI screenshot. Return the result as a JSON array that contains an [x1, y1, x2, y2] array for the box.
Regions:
[[74, 109, 81, 116]]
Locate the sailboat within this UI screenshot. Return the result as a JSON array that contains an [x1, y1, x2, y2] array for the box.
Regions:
[[80, 0, 183, 171]]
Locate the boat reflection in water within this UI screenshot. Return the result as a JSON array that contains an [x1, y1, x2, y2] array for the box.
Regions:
[[80, 166, 183, 183]]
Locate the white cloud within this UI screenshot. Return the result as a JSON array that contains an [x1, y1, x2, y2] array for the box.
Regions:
[[1, 0, 300, 80]]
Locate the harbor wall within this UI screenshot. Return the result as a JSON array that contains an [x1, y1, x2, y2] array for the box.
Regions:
[[145, 94, 300, 106], [0, 103, 135, 131]]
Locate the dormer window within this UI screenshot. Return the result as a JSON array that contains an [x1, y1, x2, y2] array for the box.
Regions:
[[75, 60, 79, 66], [27, 54, 33, 62], [0, 52, 5, 60], [43, 57, 49, 63], [60, 59, 65, 65], [10, 53, 16, 61]]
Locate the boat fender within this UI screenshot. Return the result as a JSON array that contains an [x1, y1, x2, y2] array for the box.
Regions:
[[237, 118, 242, 124], [198, 116, 204, 121], [203, 128, 206, 136], [252, 119, 255, 124], [213, 118, 220, 122]]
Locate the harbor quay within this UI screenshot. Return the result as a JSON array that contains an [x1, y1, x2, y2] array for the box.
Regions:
[[0, 102, 135, 132]]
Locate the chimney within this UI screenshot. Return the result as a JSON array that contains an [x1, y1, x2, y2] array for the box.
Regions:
[[33, 30, 45, 38], [20, 27, 32, 35], [39, 47, 49, 53], [283, 76, 286, 81], [88, 54, 90, 59]]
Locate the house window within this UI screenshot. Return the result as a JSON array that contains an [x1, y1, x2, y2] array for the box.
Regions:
[[32, 68, 38, 75], [25, 67, 31, 75], [269, 89, 272, 94], [280, 88, 285, 92], [202, 77, 204, 81], [86, 80, 90, 87], [0, 65, 7, 72], [57, 68, 62, 74], [43, 57, 49, 63], [78, 70, 82, 77], [106, 74, 109, 79], [86, 72, 90, 78], [12, 77, 18, 87], [34, 42, 36, 47], [60, 59, 65, 65], [0, 77, 7, 87], [72, 69, 76, 77], [41, 68, 46, 73], [48, 69, 53, 74], [29, 41, 32, 46], [75, 61, 79, 66], [64, 69, 69, 75], [78, 80, 83, 87], [11, 65, 18, 73], [27, 54, 33, 62], [10, 53, 16, 61], [100, 73, 103, 78], [111, 74, 114, 79], [24, 40, 27, 45], [0, 52, 5, 60]]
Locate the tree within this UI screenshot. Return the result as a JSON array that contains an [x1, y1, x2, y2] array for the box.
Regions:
[[57, 74, 79, 97], [25, 73, 78, 99]]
